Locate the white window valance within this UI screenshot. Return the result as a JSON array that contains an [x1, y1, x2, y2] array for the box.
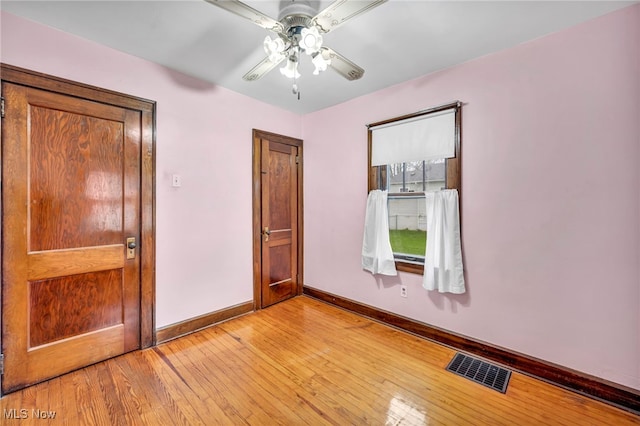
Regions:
[[370, 107, 457, 166]]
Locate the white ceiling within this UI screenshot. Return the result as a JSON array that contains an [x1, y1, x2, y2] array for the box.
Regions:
[[1, 0, 636, 114]]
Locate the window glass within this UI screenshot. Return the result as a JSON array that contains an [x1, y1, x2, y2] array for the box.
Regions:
[[388, 195, 426, 263], [386, 159, 444, 264], [387, 159, 445, 193]]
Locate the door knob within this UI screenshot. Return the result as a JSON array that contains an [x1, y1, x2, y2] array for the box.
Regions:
[[126, 237, 136, 259], [262, 226, 271, 242]]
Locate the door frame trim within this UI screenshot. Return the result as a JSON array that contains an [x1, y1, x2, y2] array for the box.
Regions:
[[252, 129, 303, 310], [0, 65, 156, 364]]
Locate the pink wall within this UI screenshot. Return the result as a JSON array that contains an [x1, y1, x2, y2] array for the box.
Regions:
[[0, 11, 303, 328], [302, 5, 640, 390]]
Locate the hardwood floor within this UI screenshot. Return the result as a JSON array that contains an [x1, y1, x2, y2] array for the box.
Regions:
[[1, 296, 638, 425]]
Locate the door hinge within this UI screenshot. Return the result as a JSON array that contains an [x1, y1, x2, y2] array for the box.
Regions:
[[1, 97, 5, 118], [295, 155, 299, 164], [0, 353, 4, 375]]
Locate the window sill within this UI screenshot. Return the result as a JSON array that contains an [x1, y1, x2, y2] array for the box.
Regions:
[[396, 262, 424, 275]]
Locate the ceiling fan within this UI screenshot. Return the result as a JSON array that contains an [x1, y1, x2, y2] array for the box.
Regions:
[[204, 0, 387, 88]]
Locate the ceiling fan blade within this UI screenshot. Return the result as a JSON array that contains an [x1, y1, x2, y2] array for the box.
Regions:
[[203, 0, 284, 34], [321, 47, 364, 81], [242, 56, 285, 81], [312, 0, 387, 34]]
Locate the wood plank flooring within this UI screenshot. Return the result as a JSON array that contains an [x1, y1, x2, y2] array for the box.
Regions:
[[1, 296, 639, 425]]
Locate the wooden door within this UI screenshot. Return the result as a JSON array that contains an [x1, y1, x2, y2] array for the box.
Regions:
[[253, 130, 303, 308], [1, 81, 143, 393]]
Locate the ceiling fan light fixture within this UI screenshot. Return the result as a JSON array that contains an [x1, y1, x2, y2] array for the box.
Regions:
[[280, 56, 301, 79], [299, 26, 323, 55], [207, 0, 384, 85], [263, 35, 286, 62], [311, 52, 331, 75]]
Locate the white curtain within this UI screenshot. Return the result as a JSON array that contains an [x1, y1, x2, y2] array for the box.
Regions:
[[423, 189, 465, 293], [362, 190, 397, 276]]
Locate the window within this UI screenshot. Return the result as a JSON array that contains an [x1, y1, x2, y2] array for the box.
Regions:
[[367, 102, 461, 274]]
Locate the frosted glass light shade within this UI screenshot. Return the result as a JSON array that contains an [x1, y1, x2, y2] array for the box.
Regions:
[[280, 58, 300, 79], [264, 36, 286, 63], [300, 27, 323, 55], [311, 52, 331, 75]]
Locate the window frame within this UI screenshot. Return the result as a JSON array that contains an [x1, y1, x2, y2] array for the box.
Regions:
[[367, 101, 462, 274]]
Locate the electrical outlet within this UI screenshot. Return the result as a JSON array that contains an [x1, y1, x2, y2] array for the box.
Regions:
[[400, 285, 408, 298]]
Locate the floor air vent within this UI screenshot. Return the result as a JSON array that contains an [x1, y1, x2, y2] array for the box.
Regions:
[[446, 352, 511, 393]]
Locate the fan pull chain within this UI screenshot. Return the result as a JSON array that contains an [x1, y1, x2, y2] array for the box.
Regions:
[[292, 65, 301, 100]]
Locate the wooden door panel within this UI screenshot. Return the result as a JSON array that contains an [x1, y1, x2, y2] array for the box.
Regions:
[[267, 240, 292, 282], [23, 325, 125, 386], [28, 245, 124, 280], [29, 103, 125, 250], [29, 269, 124, 347], [1, 82, 141, 392], [255, 132, 301, 308], [267, 147, 292, 230]]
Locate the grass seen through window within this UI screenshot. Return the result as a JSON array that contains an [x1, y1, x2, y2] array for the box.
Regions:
[[389, 229, 426, 256]]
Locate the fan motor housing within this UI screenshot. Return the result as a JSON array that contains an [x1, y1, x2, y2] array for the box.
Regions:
[[278, 1, 317, 33]]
